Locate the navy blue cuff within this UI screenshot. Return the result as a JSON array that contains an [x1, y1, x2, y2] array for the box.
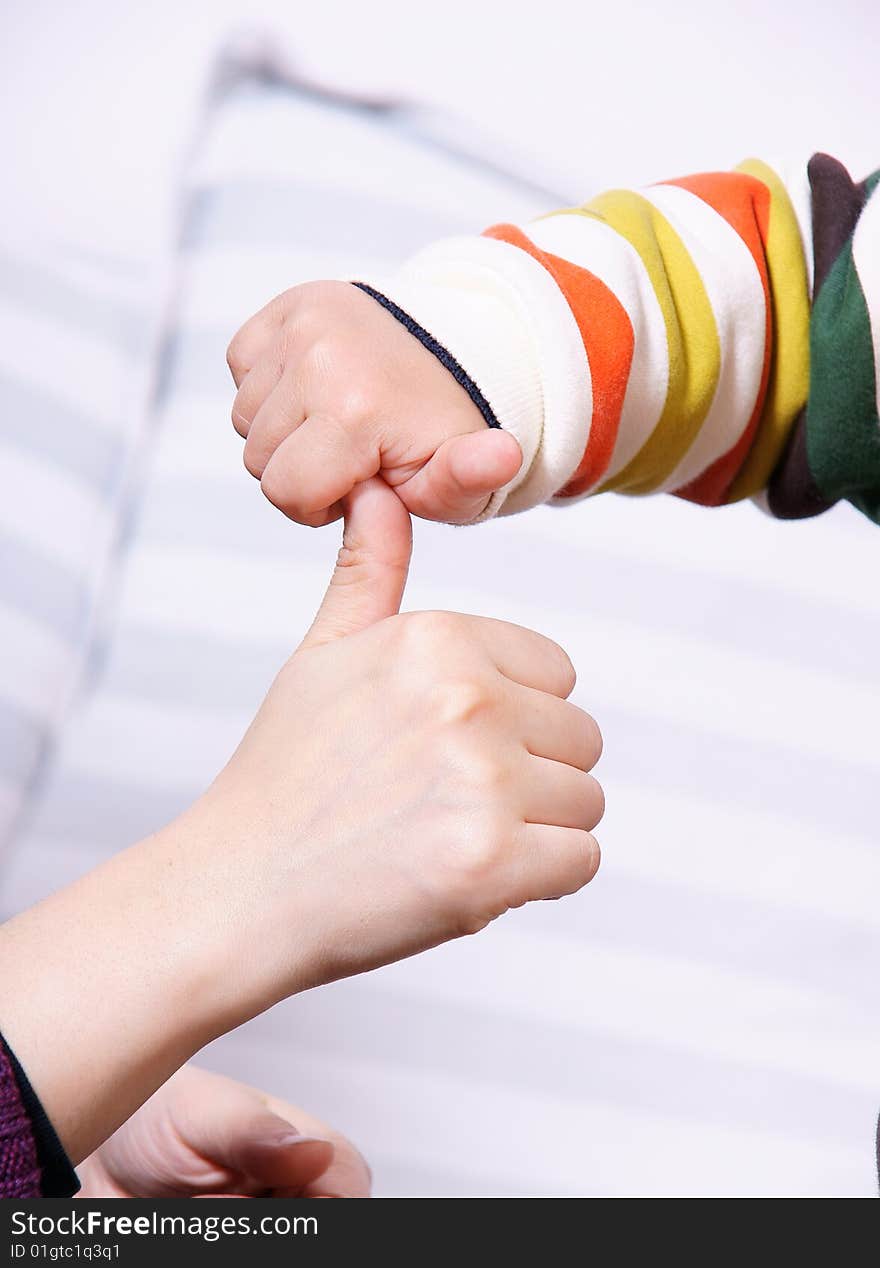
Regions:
[[351, 282, 500, 431]]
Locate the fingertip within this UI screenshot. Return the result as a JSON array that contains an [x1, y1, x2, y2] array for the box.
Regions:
[[490, 427, 524, 476], [340, 477, 414, 579], [447, 428, 522, 494]]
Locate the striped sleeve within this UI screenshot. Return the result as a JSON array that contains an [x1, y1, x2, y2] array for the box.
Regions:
[[354, 153, 880, 524]]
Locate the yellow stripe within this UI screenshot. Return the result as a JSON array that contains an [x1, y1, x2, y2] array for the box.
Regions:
[[570, 190, 720, 494], [726, 159, 811, 501]]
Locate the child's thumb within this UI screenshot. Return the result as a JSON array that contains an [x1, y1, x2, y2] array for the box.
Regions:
[[300, 477, 413, 649], [400, 429, 522, 524]]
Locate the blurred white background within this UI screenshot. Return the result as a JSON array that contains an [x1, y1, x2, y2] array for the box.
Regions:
[[4, 0, 879, 252], [3, 0, 880, 1198]]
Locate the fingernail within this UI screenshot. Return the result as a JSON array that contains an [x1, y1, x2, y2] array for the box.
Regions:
[[275, 1133, 333, 1148]]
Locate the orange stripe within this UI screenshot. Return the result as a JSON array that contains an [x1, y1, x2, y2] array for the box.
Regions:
[[484, 223, 634, 496], [662, 172, 772, 505]]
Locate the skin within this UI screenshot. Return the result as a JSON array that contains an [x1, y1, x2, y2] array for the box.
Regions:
[[0, 480, 602, 1168], [227, 279, 525, 526], [78, 1065, 370, 1199]]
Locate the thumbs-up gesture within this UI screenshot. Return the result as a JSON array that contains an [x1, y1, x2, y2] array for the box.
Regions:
[[197, 479, 603, 1006]]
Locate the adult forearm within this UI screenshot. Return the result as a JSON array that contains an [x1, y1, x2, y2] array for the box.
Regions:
[[0, 812, 248, 1164]]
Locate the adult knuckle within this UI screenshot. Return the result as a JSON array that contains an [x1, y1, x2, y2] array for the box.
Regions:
[[585, 775, 606, 829], [554, 832, 601, 896], [581, 833, 601, 884], [546, 639, 577, 695], [226, 331, 248, 377], [399, 610, 463, 657], [243, 451, 262, 480], [584, 713, 603, 765], [452, 818, 510, 887], [453, 908, 493, 939], [433, 677, 496, 728], [467, 751, 511, 795], [259, 463, 289, 510]]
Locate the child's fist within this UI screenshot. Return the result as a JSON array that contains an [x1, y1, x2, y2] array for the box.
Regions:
[[227, 281, 522, 526]]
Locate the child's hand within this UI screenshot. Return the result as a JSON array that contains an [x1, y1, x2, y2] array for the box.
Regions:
[[227, 281, 523, 526]]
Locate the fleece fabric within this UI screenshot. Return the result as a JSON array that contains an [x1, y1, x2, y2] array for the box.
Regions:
[[358, 153, 880, 524]]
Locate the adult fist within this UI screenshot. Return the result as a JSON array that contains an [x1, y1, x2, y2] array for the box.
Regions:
[[227, 280, 523, 526], [193, 478, 603, 1014]]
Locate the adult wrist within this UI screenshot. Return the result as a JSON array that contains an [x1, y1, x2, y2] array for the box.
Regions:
[[173, 786, 323, 1023], [0, 816, 245, 1163]]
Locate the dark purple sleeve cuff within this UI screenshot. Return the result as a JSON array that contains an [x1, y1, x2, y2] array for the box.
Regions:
[[1, 1033, 79, 1198]]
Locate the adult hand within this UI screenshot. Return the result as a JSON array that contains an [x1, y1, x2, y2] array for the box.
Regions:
[[196, 476, 604, 1009], [77, 1065, 370, 1198], [0, 480, 602, 1166]]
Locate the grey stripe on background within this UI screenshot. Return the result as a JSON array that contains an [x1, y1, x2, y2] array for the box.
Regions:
[[206, 1034, 602, 1197], [158, 327, 244, 399], [222, 980, 877, 1150], [0, 531, 86, 640], [100, 626, 286, 710], [0, 702, 44, 787], [18, 771, 196, 851], [598, 698, 880, 843], [14, 757, 880, 1010], [0, 252, 144, 353], [135, 473, 880, 687], [183, 180, 475, 255], [520, 870, 880, 1006], [367, 1155, 547, 1199], [0, 374, 127, 498], [33, 626, 880, 845]]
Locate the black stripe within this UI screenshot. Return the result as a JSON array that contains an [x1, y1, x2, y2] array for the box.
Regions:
[[351, 282, 500, 430]]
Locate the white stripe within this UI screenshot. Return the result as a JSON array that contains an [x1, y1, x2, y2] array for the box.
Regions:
[[606, 779, 880, 925], [196, 97, 546, 227], [0, 304, 131, 434], [852, 187, 880, 421], [382, 233, 592, 515], [0, 835, 102, 912], [220, 1030, 870, 1197], [105, 543, 880, 775], [180, 247, 397, 327], [524, 483, 880, 617], [526, 212, 669, 491], [365, 267, 546, 510], [642, 183, 767, 491], [150, 395, 245, 479], [0, 605, 76, 722], [63, 694, 254, 788], [766, 156, 815, 298], [0, 444, 114, 577], [381, 924, 880, 1093], [115, 543, 326, 645], [414, 579, 880, 773]]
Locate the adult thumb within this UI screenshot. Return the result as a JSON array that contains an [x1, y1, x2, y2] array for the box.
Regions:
[[300, 477, 413, 649]]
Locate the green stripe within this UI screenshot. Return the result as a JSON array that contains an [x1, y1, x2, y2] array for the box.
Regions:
[[807, 171, 880, 521]]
